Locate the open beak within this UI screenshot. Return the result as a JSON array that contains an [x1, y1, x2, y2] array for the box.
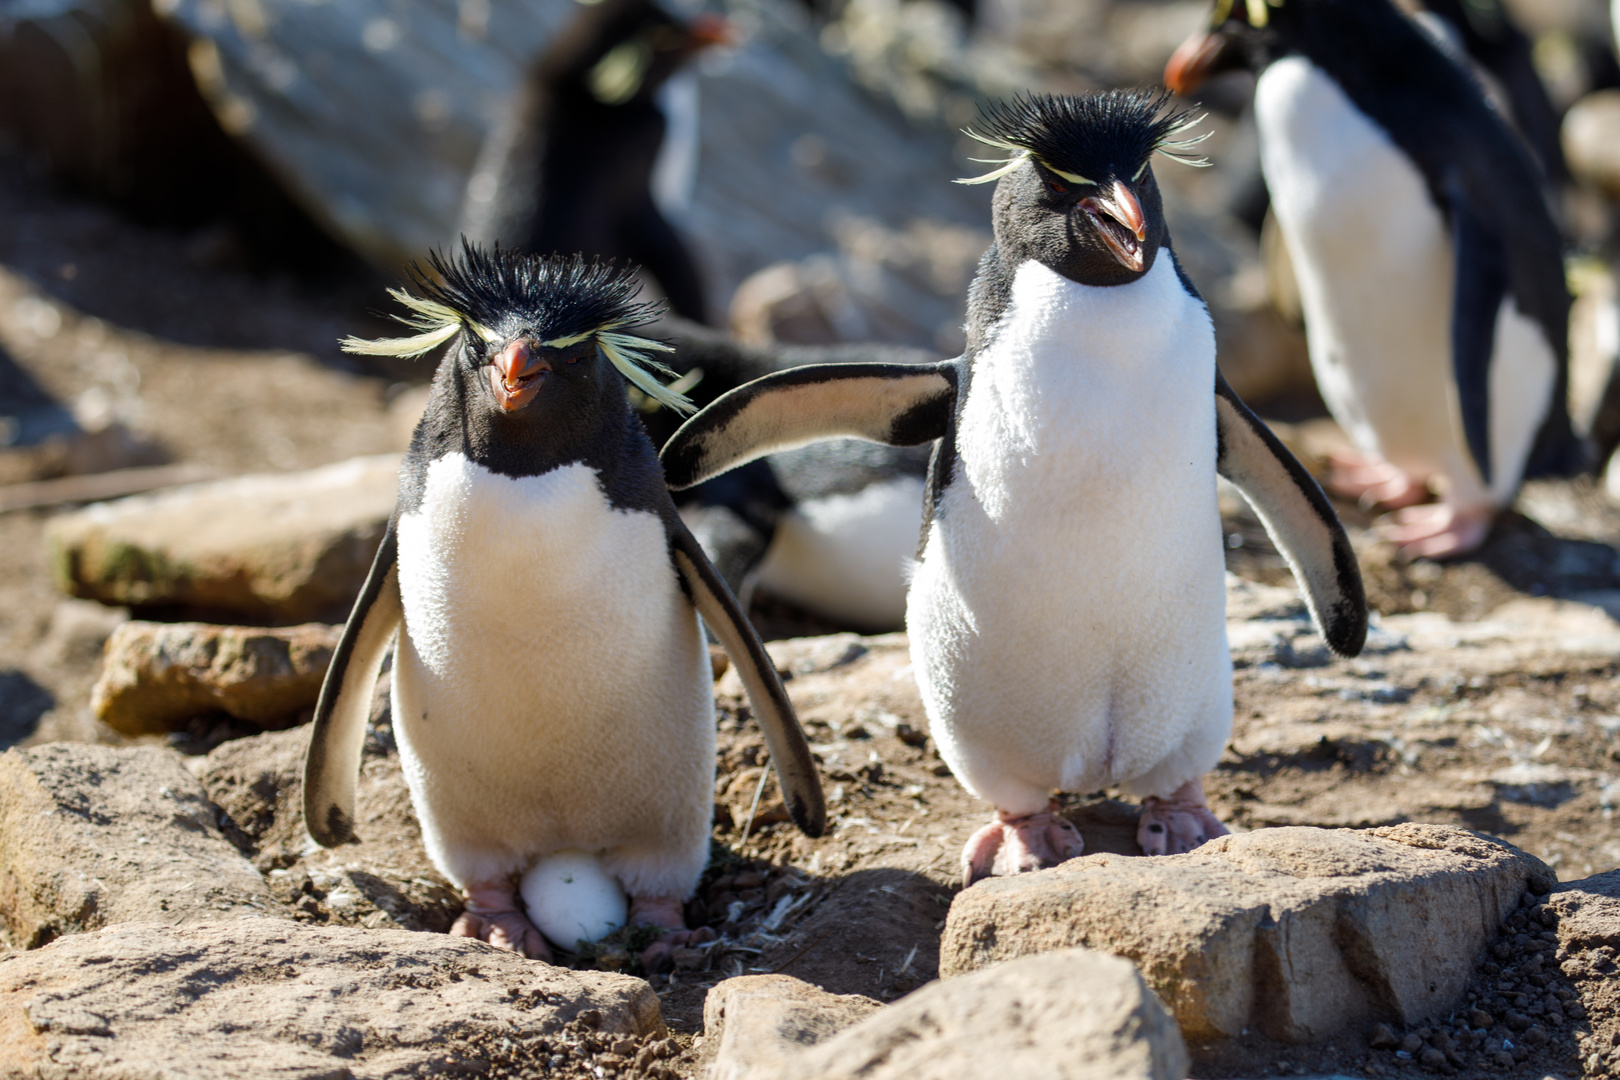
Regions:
[[685, 13, 734, 50], [1164, 29, 1233, 95], [1081, 180, 1148, 272], [489, 340, 550, 412]]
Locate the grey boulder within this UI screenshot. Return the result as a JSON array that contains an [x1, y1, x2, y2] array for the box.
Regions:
[[940, 823, 1551, 1042], [0, 743, 279, 949], [0, 919, 663, 1079]]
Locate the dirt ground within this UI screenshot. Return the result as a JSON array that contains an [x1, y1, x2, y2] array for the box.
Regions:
[[6, 145, 1620, 1078]]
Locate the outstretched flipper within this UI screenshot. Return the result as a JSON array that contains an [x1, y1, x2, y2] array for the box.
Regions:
[[1215, 373, 1367, 657], [661, 362, 958, 489], [667, 521, 826, 837], [304, 524, 403, 846]]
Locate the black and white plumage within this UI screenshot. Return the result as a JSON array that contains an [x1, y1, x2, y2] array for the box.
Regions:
[[305, 245, 823, 960], [1167, 0, 1585, 558], [459, 0, 726, 324], [663, 90, 1366, 883]]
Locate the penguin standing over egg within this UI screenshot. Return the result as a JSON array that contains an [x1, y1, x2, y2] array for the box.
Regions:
[[303, 245, 823, 959], [661, 91, 1367, 881], [1166, 0, 1586, 558]]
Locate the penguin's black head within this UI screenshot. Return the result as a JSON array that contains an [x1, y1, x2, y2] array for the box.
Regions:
[[549, 0, 732, 107], [1165, 0, 1293, 92], [962, 92, 1209, 288], [343, 243, 692, 428]]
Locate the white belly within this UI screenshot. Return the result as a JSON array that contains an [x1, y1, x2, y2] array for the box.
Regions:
[[392, 454, 714, 896], [753, 474, 924, 631], [907, 258, 1233, 815], [1255, 56, 1554, 506]]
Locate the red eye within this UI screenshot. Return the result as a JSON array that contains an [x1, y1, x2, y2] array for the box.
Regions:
[[1047, 179, 1067, 194]]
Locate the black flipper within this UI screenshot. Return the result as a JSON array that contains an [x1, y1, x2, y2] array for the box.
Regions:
[[1215, 373, 1367, 657], [1448, 176, 1510, 489], [660, 362, 958, 489], [666, 522, 825, 837], [304, 524, 403, 846]]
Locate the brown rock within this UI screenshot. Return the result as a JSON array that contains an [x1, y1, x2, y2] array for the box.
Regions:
[[47, 453, 400, 622], [940, 824, 1549, 1042], [1543, 868, 1620, 1056], [702, 974, 882, 1080], [0, 920, 662, 1077], [92, 620, 339, 734], [740, 948, 1187, 1080], [0, 743, 279, 948]]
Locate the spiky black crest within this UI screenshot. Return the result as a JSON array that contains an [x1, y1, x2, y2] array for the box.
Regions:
[[417, 241, 662, 345], [343, 240, 695, 412], [960, 89, 1209, 186]]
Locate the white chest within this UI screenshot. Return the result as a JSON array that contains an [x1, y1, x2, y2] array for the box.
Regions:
[[906, 258, 1232, 804]]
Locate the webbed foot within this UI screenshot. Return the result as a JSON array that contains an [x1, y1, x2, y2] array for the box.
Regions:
[[1377, 500, 1494, 559], [961, 801, 1085, 887], [630, 894, 716, 972], [452, 878, 553, 961], [1325, 449, 1429, 510], [1138, 779, 1229, 856]]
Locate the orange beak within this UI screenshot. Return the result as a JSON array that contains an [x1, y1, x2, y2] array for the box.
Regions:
[[1081, 180, 1148, 272], [1164, 30, 1229, 95], [686, 13, 734, 49], [489, 340, 550, 412]]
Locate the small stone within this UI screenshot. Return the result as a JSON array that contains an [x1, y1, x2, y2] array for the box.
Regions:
[[1399, 1033, 1423, 1054], [1418, 1047, 1446, 1068], [1565, 1001, 1587, 1019], [1469, 1010, 1493, 1029], [1523, 1026, 1548, 1047], [1492, 1050, 1514, 1068], [1428, 1031, 1453, 1053], [1370, 1023, 1399, 1049], [1492, 941, 1513, 960], [1504, 1011, 1531, 1031]]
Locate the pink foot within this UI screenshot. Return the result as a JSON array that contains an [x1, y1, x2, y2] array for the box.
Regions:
[[451, 879, 553, 961], [630, 894, 715, 971], [961, 801, 1085, 887], [1377, 501, 1493, 559], [1138, 779, 1229, 856], [1325, 449, 1429, 510]]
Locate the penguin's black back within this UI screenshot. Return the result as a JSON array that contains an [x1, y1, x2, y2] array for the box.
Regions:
[[1263, 0, 1580, 476]]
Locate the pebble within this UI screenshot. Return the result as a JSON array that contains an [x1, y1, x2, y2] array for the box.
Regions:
[[1398, 1033, 1423, 1054], [1468, 1009, 1493, 1028], [1492, 1050, 1514, 1067], [1369, 1023, 1398, 1050]]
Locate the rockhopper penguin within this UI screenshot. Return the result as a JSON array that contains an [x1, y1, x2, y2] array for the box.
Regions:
[[460, 0, 728, 324], [303, 245, 824, 959], [659, 91, 1368, 882], [1167, 0, 1585, 558]]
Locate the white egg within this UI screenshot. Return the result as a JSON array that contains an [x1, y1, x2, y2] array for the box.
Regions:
[[519, 850, 628, 949]]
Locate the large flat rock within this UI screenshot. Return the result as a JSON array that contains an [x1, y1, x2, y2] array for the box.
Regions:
[[92, 620, 339, 734], [711, 948, 1187, 1080], [48, 454, 399, 622], [0, 743, 279, 949], [0, 919, 663, 1078], [940, 824, 1551, 1043]]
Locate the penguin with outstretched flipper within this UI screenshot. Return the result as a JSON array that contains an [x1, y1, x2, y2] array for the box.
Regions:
[[660, 91, 1367, 882]]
